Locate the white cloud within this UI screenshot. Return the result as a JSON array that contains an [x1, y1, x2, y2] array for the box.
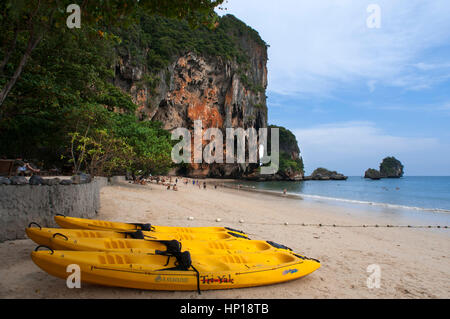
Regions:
[[413, 62, 450, 71], [219, 0, 450, 96], [367, 80, 377, 92], [355, 100, 450, 114], [293, 122, 447, 175]]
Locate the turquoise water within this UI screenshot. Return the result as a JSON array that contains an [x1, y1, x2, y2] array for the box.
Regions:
[[230, 176, 450, 217]]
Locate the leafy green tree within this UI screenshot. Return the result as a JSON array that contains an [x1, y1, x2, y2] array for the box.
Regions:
[[112, 115, 174, 175], [69, 128, 134, 176], [0, 0, 224, 107]]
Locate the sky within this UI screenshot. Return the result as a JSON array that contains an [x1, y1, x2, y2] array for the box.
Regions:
[[216, 0, 450, 176]]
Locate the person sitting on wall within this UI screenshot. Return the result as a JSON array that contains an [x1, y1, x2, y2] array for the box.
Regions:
[[15, 159, 40, 176]]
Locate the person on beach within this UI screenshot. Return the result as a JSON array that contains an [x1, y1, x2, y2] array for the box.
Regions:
[[283, 189, 287, 195], [203, 182, 206, 189], [173, 185, 178, 191]]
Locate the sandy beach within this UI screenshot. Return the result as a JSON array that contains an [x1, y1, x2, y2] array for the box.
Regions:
[[0, 179, 449, 299]]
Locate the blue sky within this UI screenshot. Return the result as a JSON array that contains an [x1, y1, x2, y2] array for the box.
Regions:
[[217, 0, 450, 176]]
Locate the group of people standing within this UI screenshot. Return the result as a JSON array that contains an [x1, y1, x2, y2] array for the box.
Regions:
[[144, 175, 218, 192], [191, 179, 207, 189]]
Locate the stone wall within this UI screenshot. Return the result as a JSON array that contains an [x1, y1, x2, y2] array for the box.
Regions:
[[0, 177, 108, 242]]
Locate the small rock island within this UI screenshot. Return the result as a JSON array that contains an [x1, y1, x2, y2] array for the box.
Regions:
[[304, 168, 348, 181], [365, 157, 404, 180]]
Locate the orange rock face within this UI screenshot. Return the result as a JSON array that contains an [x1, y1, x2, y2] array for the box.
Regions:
[[116, 47, 268, 178]]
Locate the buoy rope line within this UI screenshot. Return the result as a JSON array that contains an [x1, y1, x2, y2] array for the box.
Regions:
[[175, 217, 449, 229]]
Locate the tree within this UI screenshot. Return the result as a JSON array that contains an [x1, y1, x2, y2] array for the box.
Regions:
[[0, 0, 224, 108], [69, 128, 135, 176], [112, 115, 174, 175]]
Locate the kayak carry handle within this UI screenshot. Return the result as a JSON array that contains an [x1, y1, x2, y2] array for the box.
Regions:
[[28, 222, 42, 229], [34, 245, 54, 254], [52, 233, 68, 241]]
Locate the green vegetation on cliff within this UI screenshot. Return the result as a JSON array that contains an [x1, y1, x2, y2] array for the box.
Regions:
[[269, 125, 304, 177]]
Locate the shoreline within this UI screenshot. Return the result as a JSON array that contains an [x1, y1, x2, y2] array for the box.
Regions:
[[0, 178, 449, 299], [219, 178, 450, 224]]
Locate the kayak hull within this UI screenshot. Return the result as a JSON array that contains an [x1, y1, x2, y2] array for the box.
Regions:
[[31, 250, 320, 291], [26, 227, 245, 248], [54, 215, 247, 237], [49, 235, 295, 255]]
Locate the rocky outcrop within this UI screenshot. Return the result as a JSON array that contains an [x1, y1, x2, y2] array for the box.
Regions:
[[380, 157, 404, 178], [305, 168, 348, 181], [364, 168, 381, 180], [364, 157, 404, 180]]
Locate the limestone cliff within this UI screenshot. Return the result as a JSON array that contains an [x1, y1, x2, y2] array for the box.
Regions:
[[112, 14, 269, 178]]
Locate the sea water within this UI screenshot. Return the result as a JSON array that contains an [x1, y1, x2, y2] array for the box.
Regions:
[[230, 176, 450, 225]]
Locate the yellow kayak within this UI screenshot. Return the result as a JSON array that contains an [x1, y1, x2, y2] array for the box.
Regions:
[[31, 248, 320, 291], [49, 233, 294, 255], [54, 215, 247, 237], [26, 226, 248, 249]]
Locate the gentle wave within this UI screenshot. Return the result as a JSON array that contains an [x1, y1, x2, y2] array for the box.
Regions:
[[298, 193, 450, 214]]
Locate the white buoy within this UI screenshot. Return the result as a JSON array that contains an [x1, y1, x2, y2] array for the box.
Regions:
[[216, 218, 222, 222], [187, 216, 194, 221], [239, 219, 245, 223]]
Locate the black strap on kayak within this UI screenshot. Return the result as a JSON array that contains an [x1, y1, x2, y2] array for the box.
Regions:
[[153, 240, 182, 266], [156, 250, 201, 295], [293, 253, 320, 263], [225, 227, 246, 234], [153, 240, 182, 255], [121, 230, 157, 240], [129, 223, 155, 232], [267, 241, 292, 251], [154, 240, 182, 265], [227, 232, 250, 239], [122, 230, 146, 239]]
